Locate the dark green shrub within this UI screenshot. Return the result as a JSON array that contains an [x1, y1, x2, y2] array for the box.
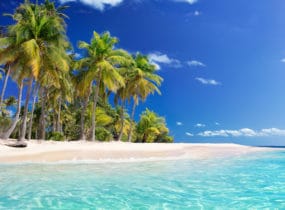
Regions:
[[95, 127, 112, 141], [48, 132, 65, 141]]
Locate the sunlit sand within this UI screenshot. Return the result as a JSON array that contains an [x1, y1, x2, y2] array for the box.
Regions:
[[0, 140, 274, 163]]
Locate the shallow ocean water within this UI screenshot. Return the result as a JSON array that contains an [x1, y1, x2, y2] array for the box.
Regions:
[[0, 150, 285, 209]]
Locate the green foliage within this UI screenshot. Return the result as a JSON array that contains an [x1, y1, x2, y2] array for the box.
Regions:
[[48, 132, 65, 141], [0, 117, 12, 133], [61, 106, 81, 140], [95, 127, 112, 141], [136, 109, 173, 143]]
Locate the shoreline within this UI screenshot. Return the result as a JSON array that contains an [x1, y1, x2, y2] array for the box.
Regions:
[[0, 139, 279, 164]]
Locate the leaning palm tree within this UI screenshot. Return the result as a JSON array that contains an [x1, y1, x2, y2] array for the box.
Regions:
[[0, 26, 23, 114], [0, 65, 11, 113], [0, 61, 28, 140], [77, 31, 131, 141]]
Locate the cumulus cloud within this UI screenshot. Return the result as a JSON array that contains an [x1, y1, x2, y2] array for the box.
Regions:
[[58, 0, 123, 11], [187, 60, 206, 67], [174, 0, 198, 4], [186, 132, 194, 136], [196, 77, 221, 85], [176, 122, 183, 126], [260, 128, 285, 136], [148, 52, 181, 70], [198, 128, 285, 137], [195, 123, 205, 127]]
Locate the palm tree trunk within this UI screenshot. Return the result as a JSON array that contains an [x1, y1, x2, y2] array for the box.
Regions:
[[142, 133, 147, 143], [80, 97, 88, 140], [91, 78, 101, 141], [80, 81, 92, 141], [0, 65, 11, 112], [18, 79, 33, 141], [52, 112, 56, 132], [1, 81, 23, 139], [127, 102, 137, 142], [118, 102, 125, 141], [39, 88, 46, 140], [57, 98, 62, 133], [28, 85, 38, 140]]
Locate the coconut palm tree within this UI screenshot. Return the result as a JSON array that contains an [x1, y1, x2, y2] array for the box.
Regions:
[[0, 28, 23, 114], [114, 63, 133, 141], [0, 63, 27, 139], [126, 53, 163, 142], [73, 69, 93, 140], [136, 109, 170, 143], [77, 31, 131, 141], [46, 70, 73, 134], [27, 83, 39, 140], [0, 65, 11, 112], [0, 0, 70, 141]]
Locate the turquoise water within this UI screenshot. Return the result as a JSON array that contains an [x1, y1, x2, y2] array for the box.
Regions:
[[1, 150, 285, 209]]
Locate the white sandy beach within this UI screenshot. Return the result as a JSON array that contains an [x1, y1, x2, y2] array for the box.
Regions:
[[0, 139, 275, 163]]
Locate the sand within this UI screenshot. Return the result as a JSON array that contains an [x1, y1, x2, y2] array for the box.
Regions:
[[0, 139, 275, 163]]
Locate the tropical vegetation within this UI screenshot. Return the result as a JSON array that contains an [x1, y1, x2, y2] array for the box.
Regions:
[[0, 0, 173, 143]]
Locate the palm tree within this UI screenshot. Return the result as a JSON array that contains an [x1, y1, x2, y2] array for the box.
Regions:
[[114, 65, 133, 141], [73, 69, 93, 140], [0, 65, 11, 112], [47, 70, 73, 134], [0, 71, 24, 139], [78, 31, 130, 141], [0, 26, 23, 115], [0, 0, 70, 141], [136, 109, 168, 143], [126, 53, 163, 142], [27, 83, 39, 140]]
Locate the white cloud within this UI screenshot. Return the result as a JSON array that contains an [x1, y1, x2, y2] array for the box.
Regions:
[[281, 58, 285, 63], [7, 109, 15, 117], [198, 128, 285, 137], [59, 0, 199, 10], [196, 77, 221, 85], [148, 52, 181, 70], [194, 10, 201, 16], [174, 0, 198, 4], [260, 128, 285, 136], [195, 123, 205, 127], [149, 53, 172, 64], [59, 0, 76, 3], [67, 51, 83, 59], [58, 0, 123, 11], [176, 122, 183, 126], [186, 132, 194, 136], [215, 122, 220, 126], [187, 60, 206, 67], [74, 53, 82, 59]]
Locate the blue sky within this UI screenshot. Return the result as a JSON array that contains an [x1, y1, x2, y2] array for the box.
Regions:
[[1, 0, 285, 145]]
